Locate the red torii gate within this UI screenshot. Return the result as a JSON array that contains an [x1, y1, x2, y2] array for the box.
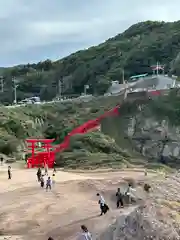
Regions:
[[26, 138, 55, 168]]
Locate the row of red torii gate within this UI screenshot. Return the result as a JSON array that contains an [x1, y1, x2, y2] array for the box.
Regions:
[[25, 106, 121, 168], [26, 90, 161, 169]]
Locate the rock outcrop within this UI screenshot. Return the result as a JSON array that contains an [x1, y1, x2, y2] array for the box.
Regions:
[[98, 204, 180, 240]]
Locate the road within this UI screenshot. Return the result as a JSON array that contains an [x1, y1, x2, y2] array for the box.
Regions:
[[5, 75, 177, 109], [132, 75, 175, 90]]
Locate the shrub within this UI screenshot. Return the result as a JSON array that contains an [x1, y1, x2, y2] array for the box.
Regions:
[[90, 108, 99, 113], [4, 119, 26, 138], [0, 136, 18, 155]]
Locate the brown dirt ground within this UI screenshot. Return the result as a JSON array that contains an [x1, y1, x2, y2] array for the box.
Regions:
[[0, 165, 154, 240]]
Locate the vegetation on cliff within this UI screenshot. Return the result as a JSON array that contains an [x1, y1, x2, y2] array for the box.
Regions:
[[56, 132, 131, 169], [2, 90, 180, 168]]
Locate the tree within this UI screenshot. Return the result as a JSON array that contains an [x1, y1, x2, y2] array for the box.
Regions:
[[95, 76, 111, 95]]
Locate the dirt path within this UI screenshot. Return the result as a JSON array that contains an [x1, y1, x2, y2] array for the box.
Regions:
[[0, 166, 149, 193], [0, 167, 153, 239]]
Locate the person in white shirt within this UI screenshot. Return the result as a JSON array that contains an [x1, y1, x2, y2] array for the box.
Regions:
[[44, 163, 48, 175], [125, 184, 136, 203], [97, 193, 109, 215], [44, 174, 48, 185], [77, 225, 92, 240]]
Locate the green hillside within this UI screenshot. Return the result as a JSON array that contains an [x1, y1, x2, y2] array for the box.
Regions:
[[1, 20, 180, 104]]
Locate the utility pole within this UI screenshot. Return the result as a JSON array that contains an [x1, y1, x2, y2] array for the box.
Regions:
[[122, 69, 128, 101], [122, 69, 125, 84], [0, 76, 4, 93], [156, 62, 159, 76], [58, 79, 62, 99], [84, 85, 89, 95], [12, 77, 18, 104], [162, 66, 165, 75]]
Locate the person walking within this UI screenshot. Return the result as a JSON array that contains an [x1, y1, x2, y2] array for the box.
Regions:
[[116, 187, 124, 208], [44, 163, 48, 176], [37, 168, 42, 182], [125, 184, 136, 204], [97, 193, 109, 215], [40, 175, 45, 188], [52, 173, 56, 187], [46, 176, 52, 191], [0, 157, 3, 165], [8, 166, 12, 180], [77, 225, 92, 240], [53, 161, 57, 174]]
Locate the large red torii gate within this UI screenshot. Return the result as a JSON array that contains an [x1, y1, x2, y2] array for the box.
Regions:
[[26, 138, 55, 168]]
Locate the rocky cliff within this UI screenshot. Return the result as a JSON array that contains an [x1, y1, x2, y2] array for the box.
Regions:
[[98, 172, 180, 239]]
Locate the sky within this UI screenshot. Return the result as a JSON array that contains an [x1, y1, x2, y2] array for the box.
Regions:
[[0, 0, 180, 67]]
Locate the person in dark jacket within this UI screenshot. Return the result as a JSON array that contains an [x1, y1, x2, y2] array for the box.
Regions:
[[40, 175, 45, 188], [8, 166, 12, 179], [0, 157, 3, 165], [37, 168, 42, 182], [116, 188, 124, 208]]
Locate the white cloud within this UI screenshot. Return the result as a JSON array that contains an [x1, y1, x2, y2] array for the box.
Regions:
[[0, 0, 180, 66]]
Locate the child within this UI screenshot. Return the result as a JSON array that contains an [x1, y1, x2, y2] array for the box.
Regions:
[[46, 176, 51, 191]]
